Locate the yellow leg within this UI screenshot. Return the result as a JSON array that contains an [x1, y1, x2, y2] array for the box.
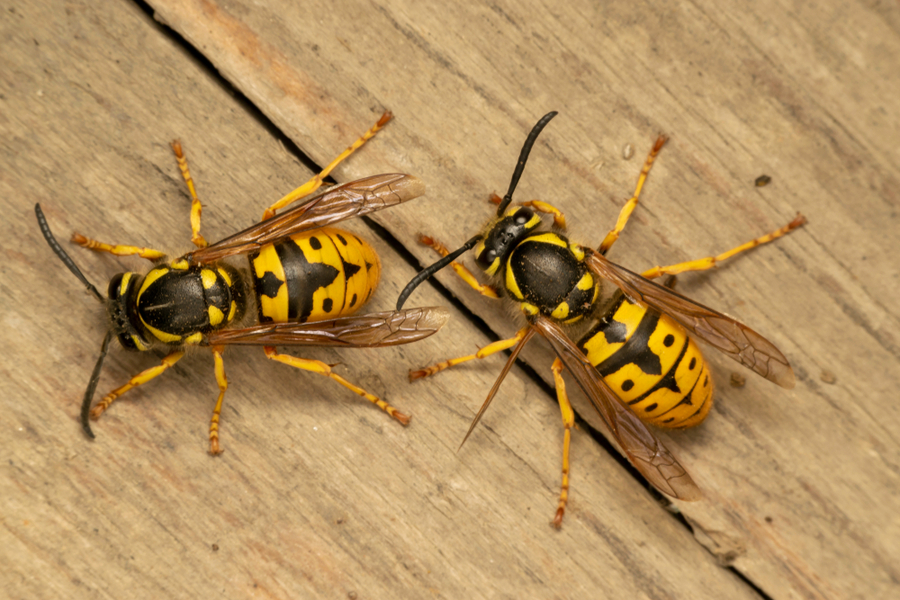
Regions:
[[261, 111, 393, 220], [71, 233, 166, 261], [263, 346, 409, 425], [90, 350, 186, 418], [640, 213, 807, 279], [209, 346, 228, 455], [409, 328, 528, 381], [550, 358, 575, 529], [418, 234, 499, 299], [599, 134, 668, 254], [170, 140, 208, 249], [520, 200, 567, 229]]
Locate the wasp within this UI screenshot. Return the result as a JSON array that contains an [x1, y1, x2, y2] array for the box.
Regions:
[[36, 112, 448, 454], [396, 111, 805, 527]]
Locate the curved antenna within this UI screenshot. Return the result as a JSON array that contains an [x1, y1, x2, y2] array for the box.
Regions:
[[396, 235, 482, 310], [35, 204, 103, 302], [81, 330, 113, 439], [495, 111, 558, 216]]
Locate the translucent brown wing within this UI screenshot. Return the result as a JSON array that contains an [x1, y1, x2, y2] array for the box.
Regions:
[[186, 173, 424, 264], [531, 315, 702, 501], [584, 249, 795, 389], [206, 307, 448, 347]]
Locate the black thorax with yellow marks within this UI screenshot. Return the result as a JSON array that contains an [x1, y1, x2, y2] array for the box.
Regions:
[[474, 205, 599, 324], [107, 259, 244, 350]]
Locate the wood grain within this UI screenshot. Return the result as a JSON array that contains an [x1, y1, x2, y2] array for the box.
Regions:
[[1, 1, 757, 599], [2, 0, 898, 598]]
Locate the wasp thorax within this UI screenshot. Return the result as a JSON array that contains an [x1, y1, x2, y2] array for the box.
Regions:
[[506, 232, 598, 323], [475, 207, 540, 273]]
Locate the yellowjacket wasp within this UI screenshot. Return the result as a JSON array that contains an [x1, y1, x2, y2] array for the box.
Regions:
[[37, 112, 448, 453], [397, 111, 804, 526]]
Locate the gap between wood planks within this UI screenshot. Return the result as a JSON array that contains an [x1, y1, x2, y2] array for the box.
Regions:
[[126, 0, 775, 597]]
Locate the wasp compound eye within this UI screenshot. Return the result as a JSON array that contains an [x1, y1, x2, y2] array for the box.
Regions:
[[476, 247, 498, 270]]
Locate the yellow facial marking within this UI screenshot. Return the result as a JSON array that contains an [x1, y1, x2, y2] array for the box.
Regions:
[[485, 256, 502, 277], [130, 334, 150, 352], [524, 213, 542, 230]]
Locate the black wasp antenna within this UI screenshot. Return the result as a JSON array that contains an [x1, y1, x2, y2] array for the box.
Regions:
[[495, 111, 558, 215], [396, 111, 559, 310], [35, 203, 109, 438], [35, 204, 104, 302], [396, 235, 482, 310]]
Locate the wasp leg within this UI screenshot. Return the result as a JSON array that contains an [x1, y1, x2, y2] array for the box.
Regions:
[[417, 234, 499, 299], [261, 111, 393, 220], [640, 214, 807, 279], [90, 350, 186, 419], [263, 346, 410, 425], [71, 233, 166, 261], [208, 346, 228, 455], [170, 140, 207, 249], [520, 200, 567, 229], [599, 134, 668, 254], [550, 358, 575, 529], [409, 327, 528, 381]]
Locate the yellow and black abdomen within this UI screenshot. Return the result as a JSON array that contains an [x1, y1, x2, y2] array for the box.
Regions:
[[578, 296, 713, 428], [250, 226, 380, 324]]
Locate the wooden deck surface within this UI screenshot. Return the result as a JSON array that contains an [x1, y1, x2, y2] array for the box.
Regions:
[[1, 0, 898, 598]]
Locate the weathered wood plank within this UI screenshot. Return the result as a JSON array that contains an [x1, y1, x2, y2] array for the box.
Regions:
[[144, 1, 900, 599], [1, 1, 760, 599]]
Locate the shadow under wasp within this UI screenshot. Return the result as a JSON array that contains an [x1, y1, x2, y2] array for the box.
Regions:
[[36, 111, 448, 453], [397, 111, 805, 527]]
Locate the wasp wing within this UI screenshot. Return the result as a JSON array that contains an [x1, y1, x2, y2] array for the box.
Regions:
[[206, 307, 448, 347], [531, 315, 702, 501], [584, 249, 795, 389], [186, 173, 424, 264]]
